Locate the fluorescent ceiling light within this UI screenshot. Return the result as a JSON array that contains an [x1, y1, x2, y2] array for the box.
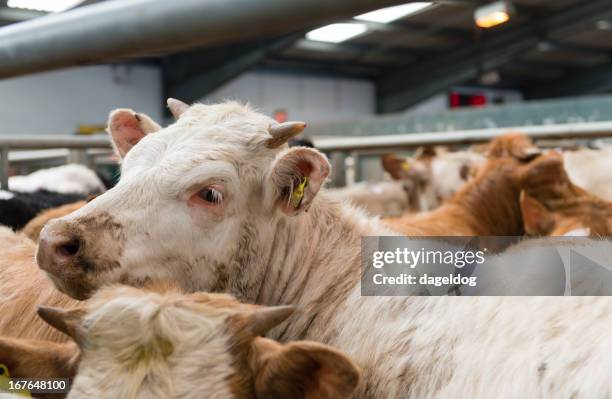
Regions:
[[355, 2, 432, 23], [306, 23, 368, 43], [475, 1, 514, 29], [7, 0, 84, 13]]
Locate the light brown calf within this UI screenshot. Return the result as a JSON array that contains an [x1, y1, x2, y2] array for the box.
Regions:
[[0, 283, 360, 399], [0, 227, 78, 343]]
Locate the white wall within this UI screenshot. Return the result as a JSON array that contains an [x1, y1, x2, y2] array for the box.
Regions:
[[202, 70, 375, 124], [405, 94, 448, 115], [0, 64, 162, 135]]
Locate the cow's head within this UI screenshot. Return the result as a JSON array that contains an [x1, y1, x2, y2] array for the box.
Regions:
[[518, 151, 612, 236], [381, 148, 484, 211], [29, 284, 360, 398], [37, 100, 330, 299]]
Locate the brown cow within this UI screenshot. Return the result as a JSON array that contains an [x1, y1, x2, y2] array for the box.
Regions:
[[384, 134, 545, 236]]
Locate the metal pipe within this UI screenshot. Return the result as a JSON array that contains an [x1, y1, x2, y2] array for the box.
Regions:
[[0, 0, 406, 79], [0, 135, 110, 149], [312, 121, 612, 152], [0, 148, 8, 190]]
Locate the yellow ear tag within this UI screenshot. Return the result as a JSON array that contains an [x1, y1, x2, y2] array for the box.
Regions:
[[289, 176, 309, 209], [402, 162, 411, 171], [0, 364, 32, 397]]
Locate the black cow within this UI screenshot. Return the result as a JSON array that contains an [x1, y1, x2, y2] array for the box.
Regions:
[[0, 190, 85, 231]]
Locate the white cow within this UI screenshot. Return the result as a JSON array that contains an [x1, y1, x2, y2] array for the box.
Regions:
[[327, 180, 418, 217], [36, 100, 612, 398], [8, 164, 106, 195]]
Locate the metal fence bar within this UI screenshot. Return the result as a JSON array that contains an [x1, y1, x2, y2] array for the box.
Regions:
[[1, 120, 612, 189], [0, 135, 111, 189], [0, 148, 8, 190], [312, 121, 612, 152], [0, 135, 111, 149]]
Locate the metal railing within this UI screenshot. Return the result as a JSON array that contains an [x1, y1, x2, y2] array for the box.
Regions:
[[1, 121, 612, 190], [0, 135, 111, 189], [311, 121, 612, 152], [311, 121, 612, 185]]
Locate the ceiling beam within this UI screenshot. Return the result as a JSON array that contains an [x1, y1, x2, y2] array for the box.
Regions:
[[263, 55, 382, 77], [163, 34, 301, 105], [376, 0, 612, 113], [289, 38, 439, 64], [0, 0, 409, 79], [538, 40, 612, 57], [527, 63, 612, 99], [0, 7, 45, 21]]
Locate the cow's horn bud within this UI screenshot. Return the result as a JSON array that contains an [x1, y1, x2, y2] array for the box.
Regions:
[[167, 98, 189, 119], [266, 121, 307, 148], [251, 305, 294, 336]]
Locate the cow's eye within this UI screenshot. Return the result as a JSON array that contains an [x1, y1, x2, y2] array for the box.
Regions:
[[197, 187, 223, 204]]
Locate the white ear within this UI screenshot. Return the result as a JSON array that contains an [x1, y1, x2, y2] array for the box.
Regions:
[[563, 228, 591, 237], [267, 147, 330, 215], [107, 109, 161, 159]]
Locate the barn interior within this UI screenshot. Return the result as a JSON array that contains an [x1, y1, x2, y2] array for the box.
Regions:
[[1, 0, 612, 188], [1, 2, 612, 397]]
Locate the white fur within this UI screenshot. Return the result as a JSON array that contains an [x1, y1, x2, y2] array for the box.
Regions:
[[69, 290, 235, 399], [327, 181, 413, 217], [0, 190, 14, 200], [48, 102, 612, 398], [8, 164, 105, 194], [563, 146, 612, 201]]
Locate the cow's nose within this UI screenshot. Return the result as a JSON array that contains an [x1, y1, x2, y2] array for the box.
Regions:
[[37, 220, 82, 274]]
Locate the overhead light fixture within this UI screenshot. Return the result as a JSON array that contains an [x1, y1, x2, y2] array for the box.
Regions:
[[306, 23, 368, 43], [474, 1, 514, 29], [354, 2, 432, 24], [7, 0, 84, 13], [596, 20, 612, 31]]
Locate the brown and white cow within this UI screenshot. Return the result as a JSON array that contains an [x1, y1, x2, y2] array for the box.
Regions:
[[1, 283, 360, 399], [384, 135, 554, 237], [382, 147, 485, 211], [34, 101, 612, 398]]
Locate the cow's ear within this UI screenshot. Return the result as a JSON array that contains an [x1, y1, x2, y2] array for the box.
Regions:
[[267, 147, 330, 215], [0, 337, 79, 379], [250, 338, 360, 399], [381, 154, 412, 180], [37, 306, 87, 345], [487, 133, 540, 160], [520, 191, 555, 235], [107, 108, 161, 159]]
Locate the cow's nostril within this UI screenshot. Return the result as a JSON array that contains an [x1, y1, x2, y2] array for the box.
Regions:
[[56, 240, 80, 257]]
